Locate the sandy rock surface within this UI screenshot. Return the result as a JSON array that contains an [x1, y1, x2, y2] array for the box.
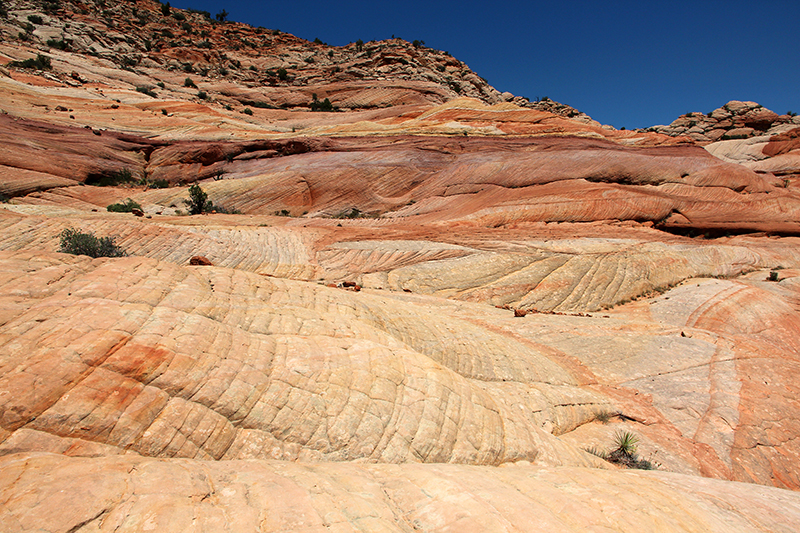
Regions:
[[2, 1, 800, 531], [3, 453, 800, 533]]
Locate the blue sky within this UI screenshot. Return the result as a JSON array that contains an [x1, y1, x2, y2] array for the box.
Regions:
[[172, 0, 799, 129]]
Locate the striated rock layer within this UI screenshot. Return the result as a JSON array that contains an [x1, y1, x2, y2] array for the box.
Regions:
[[1, 0, 800, 530], [3, 453, 800, 533]]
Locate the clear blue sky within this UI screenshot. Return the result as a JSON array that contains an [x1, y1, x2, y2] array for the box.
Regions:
[[173, 0, 799, 129]]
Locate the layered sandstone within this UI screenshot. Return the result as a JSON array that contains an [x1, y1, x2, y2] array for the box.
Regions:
[[1, 0, 800, 531]]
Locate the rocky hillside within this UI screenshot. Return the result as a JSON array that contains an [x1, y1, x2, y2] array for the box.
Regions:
[[648, 100, 800, 143], [0, 0, 596, 119]]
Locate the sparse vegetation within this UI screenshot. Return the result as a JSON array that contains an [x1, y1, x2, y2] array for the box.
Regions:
[[277, 67, 288, 80], [593, 410, 615, 424], [27, 14, 44, 25], [87, 168, 137, 187], [768, 270, 780, 282], [156, 81, 165, 89], [59, 228, 126, 258], [585, 431, 657, 470], [310, 95, 333, 112], [243, 107, 253, 115], [148, 178, 170, 189], [197, 90, 207, 100], [135, 86, 157, 97], [215, 9, 228, 22], [184, 183, 213, 214], [160, 2, 170, 17], [106, 198, 142, 213], [184, 77, 196, 88], [10, 54, 52, 70]]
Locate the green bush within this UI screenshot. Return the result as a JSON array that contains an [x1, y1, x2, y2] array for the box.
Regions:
[[197, 90, 207, 100], [135, 86, 157, 97], [243, 107, 253, 115], [106, 198, 142, 212], [184, 77, 196, 88], [277, 68, 288, 80], [10, 54, 51, 70], [59, 228, 126, 257], [46, 37, 68, 50], [87, 168, 137, 187], [184, 183, 213, 214], [161, 2, 170, 17], [148, 178, 169, 189], [310, 96, 333, 112], [156, 81, 165, 88], [27, 14, 44, 25]]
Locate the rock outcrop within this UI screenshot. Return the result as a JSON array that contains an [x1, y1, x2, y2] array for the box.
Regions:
[[648, 100, 800, 143], [4, 453, 800, 533]]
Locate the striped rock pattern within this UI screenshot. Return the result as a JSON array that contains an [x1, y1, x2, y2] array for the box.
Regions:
[[3, 453, 800, 533]]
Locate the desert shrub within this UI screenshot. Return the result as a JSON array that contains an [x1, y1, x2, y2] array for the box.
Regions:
[[161, 2, 170, 17], [584, 430, 656, 470], [412, 39, 425, 48], [240, 100, 274, 109], [184, 77, 196, 88], [10, 54, 51, 70], [86, 168, 136, 187], [213, 204, 241, 214], [215, 9, 228, 21], [156, 81, 165, 88], [197, 90, 207, 100], [197, 40, 212, 49], [277, 67, 288, 80], [148, 178, 169, 189], [135, 86, 157, 97], [59, 228, 126, 257], [0, 192, 9, 203], [310, 96, 333, 112], [768, 270, 780, 282], [184, 183, 213, 214], [172, 11, 185, 21], [243, 107, 253, 115], [45, 37, 68, 50], [593, 410, 615, 424], [106, 198, 142, 212], [27, 14, 44, 24]]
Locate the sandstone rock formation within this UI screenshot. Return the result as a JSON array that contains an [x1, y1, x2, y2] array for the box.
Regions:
[[649, 100, 800, 143], [4, 453, 800, 532], [1, 0, 800, 531]]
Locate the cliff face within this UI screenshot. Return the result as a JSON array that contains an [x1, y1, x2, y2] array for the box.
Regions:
[[2, 1, 800, 531]]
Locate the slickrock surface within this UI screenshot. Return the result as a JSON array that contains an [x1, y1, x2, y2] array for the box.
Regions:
[[4, 453, 800, 533], [652, 101, 800, 190], [2, 1, 800, 531]]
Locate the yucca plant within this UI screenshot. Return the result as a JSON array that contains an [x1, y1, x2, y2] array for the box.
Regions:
[[612, 431, 639, 456]]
